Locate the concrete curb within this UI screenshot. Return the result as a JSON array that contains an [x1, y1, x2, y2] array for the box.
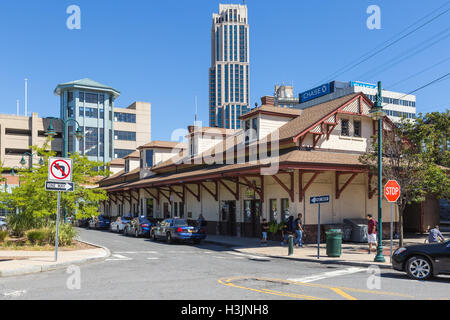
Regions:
[[0, 239, 111, 278], [204, 239, 392, 269]]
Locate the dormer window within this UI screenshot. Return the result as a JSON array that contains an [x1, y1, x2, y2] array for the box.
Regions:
[[125, 159, 130, 173], [145, 150, 154, 167]]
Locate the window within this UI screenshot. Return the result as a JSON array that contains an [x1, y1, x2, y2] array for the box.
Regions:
[[124, 159, 130, 173], [85, 93, 98, 104], [341, 119, 349, 136], [269, 199, 277, 222], [354, 120, 361, 137], [85, 107, 98, 118], [79, 92, 85, 102], [81, 127, 98, 156], [114, 112, 136, 123], [114, 130, 136, 141], [281, 198, 289, 223], [145, 149, 153, 167], [67, 92, 73, 103], [114, 149, 134, 159], [67, 106, 74, 118], [147, 199, 154, 218]]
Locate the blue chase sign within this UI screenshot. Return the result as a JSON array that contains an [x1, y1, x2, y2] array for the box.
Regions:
[[299, 83, 332, 103], [350, 81, 377, 89]]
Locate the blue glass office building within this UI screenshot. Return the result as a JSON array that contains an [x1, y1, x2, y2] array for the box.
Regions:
[[209, 4, 250, 129]]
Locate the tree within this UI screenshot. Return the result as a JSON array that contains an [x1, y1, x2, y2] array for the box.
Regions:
[[360, 114, 449, 247], [0, 138, 110, 235]]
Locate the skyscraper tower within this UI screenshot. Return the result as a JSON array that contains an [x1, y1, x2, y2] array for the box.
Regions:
[[209, 4, 250, 129]]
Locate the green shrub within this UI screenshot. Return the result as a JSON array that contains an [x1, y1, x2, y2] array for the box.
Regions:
[[47, 223, 78, 246], [0, 230, 8, 242], [26, 229, 50, 245], [6, 212, 45, 237]]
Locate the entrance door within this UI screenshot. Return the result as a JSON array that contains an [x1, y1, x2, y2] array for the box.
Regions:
[[226, 201, 236, 236], [243, 200, 261, 238], [163, 203, 169, 218]]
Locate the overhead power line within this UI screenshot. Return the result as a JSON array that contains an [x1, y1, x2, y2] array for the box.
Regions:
[[386, 57, 450, 89], [382, 72, 450, 107], [357, 27, 450, 80], [311, 1, 450, 86]]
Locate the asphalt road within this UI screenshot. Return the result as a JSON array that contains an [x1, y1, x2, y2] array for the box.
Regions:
[[0, 228, 449, 300]]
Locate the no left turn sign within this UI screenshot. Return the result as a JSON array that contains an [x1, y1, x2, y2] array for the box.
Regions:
[[48, 157, 73, 182]]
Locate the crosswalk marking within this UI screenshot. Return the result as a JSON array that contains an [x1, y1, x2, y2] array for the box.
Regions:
[[288, 267, 366, 283], [106, 254, 133, 261], [227, 251, 271, 261], [146, 257, 160, 260]]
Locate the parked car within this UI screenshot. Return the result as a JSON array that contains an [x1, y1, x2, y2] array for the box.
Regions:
[[74, 218, 89, 228], [88, 215, 111, 230], [123, 216, 153, 238], [110, 216, 132, 233], [150, 218, 206, 244], [392, 240, 450, 280], [0, 217, 7, 231]]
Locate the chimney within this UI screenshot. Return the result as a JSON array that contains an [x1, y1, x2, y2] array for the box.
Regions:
[[188, 125, 198, 134], [261, 96, 275, 106]]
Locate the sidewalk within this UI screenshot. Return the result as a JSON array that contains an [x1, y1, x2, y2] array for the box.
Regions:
[[205, 233, 446, 269], [0, 241, 110, 277]]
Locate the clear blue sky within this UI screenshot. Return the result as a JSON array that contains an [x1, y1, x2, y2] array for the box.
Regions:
[[0, 0, 449, 141]]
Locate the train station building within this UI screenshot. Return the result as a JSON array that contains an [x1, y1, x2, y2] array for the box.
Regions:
[[98, 92, 403, 241]]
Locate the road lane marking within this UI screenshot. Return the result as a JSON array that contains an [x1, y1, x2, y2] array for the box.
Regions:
[[218, 278, 327, 300], [2, 290, 27, 298], [114, 251, 159, 254], [218, 276, 415, 299], [330, 287, 357, 300], [106, 254, 132, 261], [146, 257, 160, 260], [288, 267, 366, 283], [227, 251, 270, 261]]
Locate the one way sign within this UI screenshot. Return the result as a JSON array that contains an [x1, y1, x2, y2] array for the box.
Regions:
[[45, 181, 74, 192], [310, 195, 330, 204]]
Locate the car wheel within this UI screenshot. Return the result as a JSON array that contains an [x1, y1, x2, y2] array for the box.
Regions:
[[167, 232, 173, 244], [406, 256, 433, 280], [151, 231, 157, 241]]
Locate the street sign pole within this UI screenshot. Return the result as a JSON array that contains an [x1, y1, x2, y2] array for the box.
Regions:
[[390, 203, 393, 263], [317, 203, 321, 260], [55, 191, 61, 262]]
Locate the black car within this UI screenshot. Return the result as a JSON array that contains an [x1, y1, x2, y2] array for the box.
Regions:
[[392, 240, 450, 280]]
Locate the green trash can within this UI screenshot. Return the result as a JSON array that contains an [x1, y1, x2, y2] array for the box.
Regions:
[[326, 229, 342, 257]]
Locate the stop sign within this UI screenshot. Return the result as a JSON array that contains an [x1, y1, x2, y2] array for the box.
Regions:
[[384, 180, 400, 202]]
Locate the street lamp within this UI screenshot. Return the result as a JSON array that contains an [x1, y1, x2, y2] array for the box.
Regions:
[[45, 117, 84, 157], [11, 166, 22, 186], [45, 117, 84, 224], [369, 81, 386, 263], [20, 152, 44, 167]]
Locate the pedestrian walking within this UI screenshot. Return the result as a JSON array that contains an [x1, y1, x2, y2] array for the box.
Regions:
[[197, 213, 205, 229], [367, 214, 377, 254], [428, 225, 445, 243], [294, 213, 305, 248], [261, 219, 269, 246]]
